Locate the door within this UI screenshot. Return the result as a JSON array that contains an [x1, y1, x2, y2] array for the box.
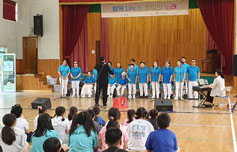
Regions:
[[23, 37, 38, 74], [96, 41, 100, 64]]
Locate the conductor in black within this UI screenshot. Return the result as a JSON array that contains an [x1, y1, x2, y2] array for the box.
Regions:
[[94, 56, 114, 107]]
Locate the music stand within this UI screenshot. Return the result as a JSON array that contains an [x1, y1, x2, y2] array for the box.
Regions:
[[231, 95, 237, 113]]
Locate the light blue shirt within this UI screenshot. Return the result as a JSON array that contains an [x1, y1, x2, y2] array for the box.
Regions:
[[58, 65, 70, 78], [109, 77, 116, 85], [70, 67, 82, 81], [114, 68, 124, 83], [162, 66, 173, 84], [150, 66, 162, 82], [127, 64, 139, 74], [69, 125, 98, 152], [174, 66, 185, 82], [109, 66, 115, 78], [181, 63, 189, 80], [127, 68, 137, 84], [138, 67, 149, 83], [30, 130, 59, 152], [187, 65, 200, 81], [93, 69, 98, 81], [85, 76, 95, 84]]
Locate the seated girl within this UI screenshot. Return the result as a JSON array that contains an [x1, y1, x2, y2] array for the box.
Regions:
[[31, 113, 59, 152], [0, 114, 28, 152], [116, 72, 128, 97], [51, 106, 69, 144], [81, 71, 95, 98], [108, 75, 117, 98]]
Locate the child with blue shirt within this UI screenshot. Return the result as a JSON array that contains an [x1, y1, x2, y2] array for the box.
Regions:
[[81, 71, 95, 98], [30, 113, 60, 152], [70, 61, 81, 97], [108, 75, 117, 98], [116, 72, 128, 97], [93, 106, 106, 127], [162, 61, 173, 99], [174, 60, 185, 100], [127, 64, 138, 99], [69, 112, 98, 152], [146, 113, 178, 152], [114, 62, 124, 83], [58, 59, 70, 97], [187, 59, 200, 99], [138, 62, 149, 97], [150, 61, 162, 99]]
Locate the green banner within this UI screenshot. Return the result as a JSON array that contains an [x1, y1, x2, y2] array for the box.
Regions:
[[88, 0, 198, 13]]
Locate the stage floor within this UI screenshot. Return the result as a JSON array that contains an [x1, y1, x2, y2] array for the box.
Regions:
[[0, 92, 237, 152]]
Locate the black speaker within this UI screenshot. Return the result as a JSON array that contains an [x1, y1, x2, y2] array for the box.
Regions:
[[233, 55, 237, 76], [34, 15, 43, 37], [31, 98, 51, 109], [154, 99, 173, 112]]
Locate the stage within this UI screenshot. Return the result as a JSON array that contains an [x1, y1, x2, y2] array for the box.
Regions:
[[0, 91, 237, 152]]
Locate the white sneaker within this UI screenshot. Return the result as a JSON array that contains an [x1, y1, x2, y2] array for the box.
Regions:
[[88, 95, 91, 98], [174, 97, 178, 100], [81, 95, 85, 98], [133, 95, 136, 99], [128, 96, 132, 99], [164, 97, 167, 99], [151, 96, 155, 99]]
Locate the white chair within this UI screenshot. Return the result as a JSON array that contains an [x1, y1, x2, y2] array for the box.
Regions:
[[213, 86, 232, 110], [46, 75, 58, 85]]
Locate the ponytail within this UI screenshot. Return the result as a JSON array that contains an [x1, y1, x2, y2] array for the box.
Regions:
[[127, 109, 135, 123], [38, 105, 47, 115], [1, 114, 16, 145], [70, 112, 95, 137]]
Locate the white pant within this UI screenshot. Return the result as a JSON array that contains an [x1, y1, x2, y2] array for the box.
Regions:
[[189, 81, 198, 99], [128, 84, 136, 96], [108, 84, 116, 96], [81, 84, 93, 96], [94, 83, 96, 93], [71, 81, 80, 96], [59, 78, 68, 95], [116, 85, 126, 96], [163, 83, 172, 99], [139, 83, 148, 96], [151, 82, 160, 98], [175, 82, 184, 99]]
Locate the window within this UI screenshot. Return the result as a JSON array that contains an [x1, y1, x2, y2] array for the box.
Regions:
[[3, 0, 17, 21]]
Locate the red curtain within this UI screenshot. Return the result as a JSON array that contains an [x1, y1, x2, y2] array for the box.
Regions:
[[100, 18, 110, 62], [197, 0, 234, 74], [62, 5, 89, 67], [3, 0, 16, 21], [70, 17, 89, 73]]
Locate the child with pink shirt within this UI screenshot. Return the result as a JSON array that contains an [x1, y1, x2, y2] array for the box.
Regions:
[[123, 109, 135, 126], [99, 108, 128, 151]]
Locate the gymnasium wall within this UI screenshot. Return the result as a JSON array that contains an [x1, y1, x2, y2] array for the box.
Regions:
[[87, 9, 207, 71]]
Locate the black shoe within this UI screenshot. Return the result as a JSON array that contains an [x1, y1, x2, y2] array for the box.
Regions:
[[103, 104, 107, 107], [95, 104, 99, 107]]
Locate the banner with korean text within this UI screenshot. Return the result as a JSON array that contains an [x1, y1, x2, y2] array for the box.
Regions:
[[101, 0, 189, 18]]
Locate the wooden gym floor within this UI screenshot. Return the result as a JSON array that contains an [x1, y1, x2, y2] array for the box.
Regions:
[[0, 91, 237, 152]]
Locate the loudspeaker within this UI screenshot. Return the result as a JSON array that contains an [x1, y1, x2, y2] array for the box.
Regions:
[[154, 99, 173, 112], [31, 98, 51, 109], [34, 15, 43, 37], [233, 55, 237, 76]]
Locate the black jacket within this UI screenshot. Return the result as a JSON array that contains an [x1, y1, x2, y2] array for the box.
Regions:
[[94, 61, 114, 84]]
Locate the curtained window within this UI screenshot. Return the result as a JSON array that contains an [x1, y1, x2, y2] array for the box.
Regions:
[[3, 0, 17, 21]]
